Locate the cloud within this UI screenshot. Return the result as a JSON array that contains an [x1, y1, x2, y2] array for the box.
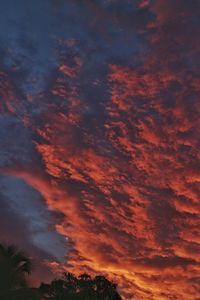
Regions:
[[0, 0, 199, 299]]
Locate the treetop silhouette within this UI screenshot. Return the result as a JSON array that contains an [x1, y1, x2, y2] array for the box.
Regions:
[[0, 243, 122, 300]]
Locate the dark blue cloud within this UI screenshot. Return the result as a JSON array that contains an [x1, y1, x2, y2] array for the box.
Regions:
[[0, 175, 66, 259], [0, 0, 142, 95]]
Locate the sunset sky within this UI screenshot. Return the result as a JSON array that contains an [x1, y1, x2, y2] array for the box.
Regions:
[[0, 0, 200, 299]]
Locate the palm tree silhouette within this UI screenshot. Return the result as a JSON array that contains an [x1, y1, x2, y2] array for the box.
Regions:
[[0, 243, 32, 298]]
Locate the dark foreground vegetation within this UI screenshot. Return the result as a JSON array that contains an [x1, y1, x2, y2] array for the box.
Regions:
[[0, 243, 122, 300]]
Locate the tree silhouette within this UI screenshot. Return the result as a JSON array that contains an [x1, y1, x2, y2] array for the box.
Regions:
[[93, 275, 122, 300], [0, 243, 32, 299], [39, 272, 122, 300], [0, 242, 122, 300]]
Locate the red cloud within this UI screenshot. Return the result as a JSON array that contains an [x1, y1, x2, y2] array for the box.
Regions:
[[1, 1, 200, 299], [0, 71, 19, 113]]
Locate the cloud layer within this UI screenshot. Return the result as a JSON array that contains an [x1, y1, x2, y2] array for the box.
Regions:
[[0, 0, 200, 299]]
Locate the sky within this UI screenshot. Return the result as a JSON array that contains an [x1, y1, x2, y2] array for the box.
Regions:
[[0, 0, 200, 299]]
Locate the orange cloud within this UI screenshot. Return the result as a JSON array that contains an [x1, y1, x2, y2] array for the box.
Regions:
[[1, 1, 200, 299]]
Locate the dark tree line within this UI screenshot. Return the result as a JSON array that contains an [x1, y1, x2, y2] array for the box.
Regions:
[[0, 243, 122, 300]]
